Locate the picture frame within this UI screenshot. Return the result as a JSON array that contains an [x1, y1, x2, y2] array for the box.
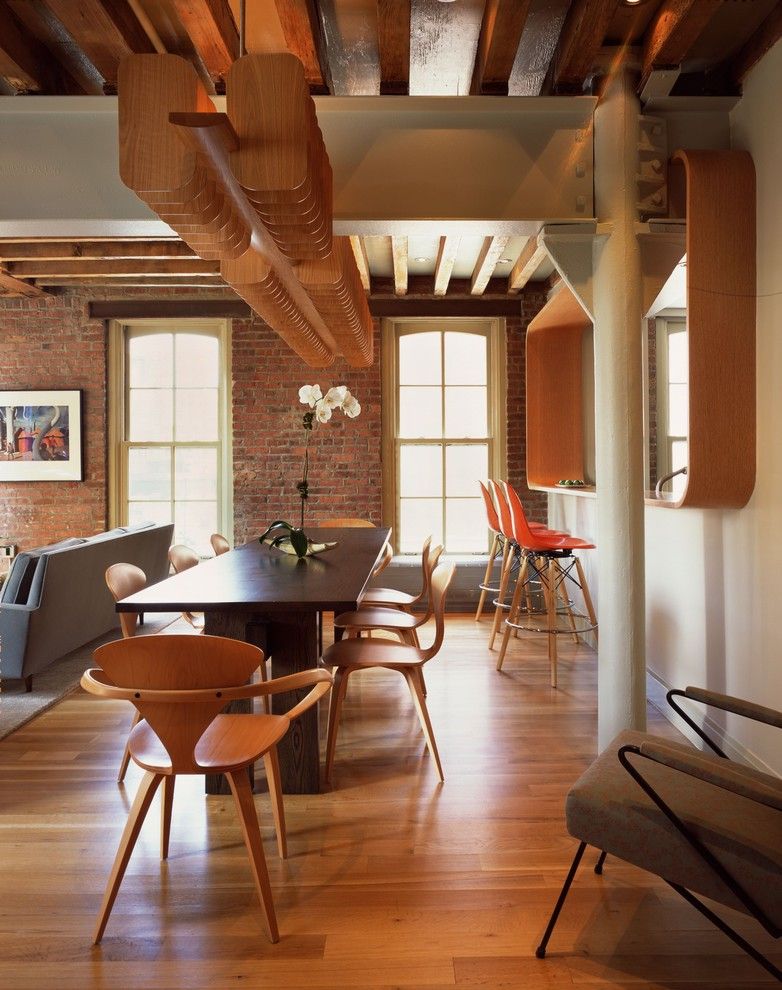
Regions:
[[0, 390, 84, 482]]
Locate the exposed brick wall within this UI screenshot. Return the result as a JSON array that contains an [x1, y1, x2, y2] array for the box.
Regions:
[[0, 286, 545, 574]]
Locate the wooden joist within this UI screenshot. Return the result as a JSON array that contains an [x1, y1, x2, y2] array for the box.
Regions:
[[470, 236, 509, 296], [551, 0, 619, 91], [508, 235, 547, 293], [38, 0, 154, 87], [641, 0, 725, 90], [470, 0, 532, 95], [433, 235, 460, 297], [0, 241, 194, 261], [6, 259, 219, 277], [349, 236, 371, 292], [0, 0, 80, 93], [33, 276, 225, 287], [170, 0, 238, 84], [729, 5, 782, 84], [274, 0, 331, 94], [391, 236, 408, 297], [377, 0, 411, 95], [0, 268, 49, 297]]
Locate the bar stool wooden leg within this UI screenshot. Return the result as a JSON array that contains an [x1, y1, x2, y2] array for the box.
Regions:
[[497, 556, 528, 671], [556, 563, 580, 643], [547, 558, 559, 688], [475, 532, 500, 621], [489, 541, 513, 650], [574, 556, 598, 643]]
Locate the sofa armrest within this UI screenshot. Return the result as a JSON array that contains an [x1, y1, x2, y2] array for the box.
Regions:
[[637, 740, 782, 811], [0, 603, 34, 679], [681, 686, 782, 729]]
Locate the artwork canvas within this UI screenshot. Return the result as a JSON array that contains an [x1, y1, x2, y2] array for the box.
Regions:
[[0, 390, 83, 481]]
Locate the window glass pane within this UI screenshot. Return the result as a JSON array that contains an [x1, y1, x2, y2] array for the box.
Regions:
[[445, 444, 488, 496], [128, 333, 173, 388], [128, 447, 171, 501], [444, 332, 487, 385], [399, 499, 443, 553], [399, 386, 442, 438], [400, 445, 442, 497], [399, 332, 441, 385], [128, 500, 172, 528], [668, 383, 688, 437], [444, 386, 487, 438], [175, 333, 219, 388], [175, 389, 219, 441], [174, 500, 217, 557], [445, 498, 486, 553], [670, 439, 688, 499], [129, 388, 173, 441], [667, 330, 688, 384], [175, 447, 218, 501]]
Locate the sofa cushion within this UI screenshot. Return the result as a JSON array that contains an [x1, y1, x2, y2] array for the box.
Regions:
[[566, 730, 782, 926], [1, 538, 86, 605]]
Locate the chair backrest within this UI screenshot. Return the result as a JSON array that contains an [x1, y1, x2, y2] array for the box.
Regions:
[[422, 561, 456, 661], [417, 544, 444, 621], [489, 479, 514, 541], [168, 544, 200, 573], [319, 517, 375, 527], [410, 534, 434, 603], [93, 634, 264, 772], [210, 533, 230, 555], [501, 480, 540, 549], [105, 562, 146, 639], [479, 480, 501, 533]]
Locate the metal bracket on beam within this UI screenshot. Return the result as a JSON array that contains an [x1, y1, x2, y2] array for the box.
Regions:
[[636, 218, 686, 316], [637, 115, 668, 216], [538, 222, 611, 321]]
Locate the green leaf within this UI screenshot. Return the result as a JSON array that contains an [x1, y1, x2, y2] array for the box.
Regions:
[[258, 520, 294, 543], [290, 529, 309, 558]]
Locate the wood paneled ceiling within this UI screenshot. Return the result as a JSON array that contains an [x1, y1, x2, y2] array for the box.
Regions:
[[0, 0, 780, 300]]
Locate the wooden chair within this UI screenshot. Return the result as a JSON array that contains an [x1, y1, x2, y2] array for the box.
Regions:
[[105, 563, 146, 783], [360, 535, 433, 611], [210, 533, 230, 555], [318, 517, 392, 578], [168, 544, 204, 631], [333, 544, 443, 648], [321, 562, 455, 784], [81, 634, 332, 945]]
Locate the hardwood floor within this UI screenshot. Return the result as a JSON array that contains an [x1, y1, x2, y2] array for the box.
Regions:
[[0, 616, 778, 988]]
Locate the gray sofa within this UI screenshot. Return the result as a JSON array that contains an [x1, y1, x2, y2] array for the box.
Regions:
[[0, 522, 174, 690]]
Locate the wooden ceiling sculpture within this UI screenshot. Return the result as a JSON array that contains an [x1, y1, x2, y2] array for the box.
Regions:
[[118, 52, 372, 367]]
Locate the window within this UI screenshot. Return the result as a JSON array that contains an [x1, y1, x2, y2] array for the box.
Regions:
[[108, 321, 232, 557], [382, 319, 506, 555], [656, 315, 688, 499]]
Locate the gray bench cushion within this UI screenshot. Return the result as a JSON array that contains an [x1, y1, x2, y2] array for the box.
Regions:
[[566, 730, 782, 926]]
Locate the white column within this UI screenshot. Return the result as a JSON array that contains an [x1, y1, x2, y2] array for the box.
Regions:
[[593, 67, 647, 747]]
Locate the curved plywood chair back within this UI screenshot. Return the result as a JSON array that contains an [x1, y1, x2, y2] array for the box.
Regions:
[[479, 480, 501, 533], [169, 544, 200, 573], [210, 533, 230, 555], [105, 563, 147, 639], [319, 517, 374, 528]]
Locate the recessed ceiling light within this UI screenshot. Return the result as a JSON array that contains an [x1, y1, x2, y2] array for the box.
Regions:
[[414, 257, 430, 263], [499, 258, 512, 264], [624, 0, 642, 5]]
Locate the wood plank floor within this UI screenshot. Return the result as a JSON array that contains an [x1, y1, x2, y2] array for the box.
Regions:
[[0, 616, 778, 989]]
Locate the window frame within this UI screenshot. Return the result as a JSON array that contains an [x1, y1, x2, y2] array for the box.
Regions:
[[654, 312, 687, 491], [107, 319, 233, 549], [381, 317, 507, 556]]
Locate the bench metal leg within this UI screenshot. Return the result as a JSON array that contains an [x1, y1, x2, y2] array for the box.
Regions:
[[535, 841, 587, 958]]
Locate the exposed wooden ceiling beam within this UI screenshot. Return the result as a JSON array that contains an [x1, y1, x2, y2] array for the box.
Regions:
[[641, 0, 725, 90], [377, 0, 410, 95], [391, 236, 408, 297], [433, 235, 460, 297], [39, 0, 155, 88], [33, 276, 226, 286], [6, 259, 219, 277], [0, 241, 194, 261], [470, 0, 533, 95], [274, 0, 331, 94], [729, 5, 782, 84], [470, 236, 509, 296], [0, 268, 49, 297], [0, 0, 80, 93], [551, 0, 619, 92], [508, 235, 547, 293], [349, 236, 371, 292], [170, 0, 238, 84]]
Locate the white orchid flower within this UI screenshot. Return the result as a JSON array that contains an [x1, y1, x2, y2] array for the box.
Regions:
[[315, 402, 333, 423], [343, 396, 361, 418], [323, 385, 348, 409], [298, 384, 322, 408]]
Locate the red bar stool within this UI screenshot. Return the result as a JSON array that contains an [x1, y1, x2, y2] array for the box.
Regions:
[[496, 482, 597, 687], [475, 481, 507, 622]]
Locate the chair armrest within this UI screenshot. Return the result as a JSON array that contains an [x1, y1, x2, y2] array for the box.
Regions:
[[681, 686, 782, 729], [637, 740, 782, 811]]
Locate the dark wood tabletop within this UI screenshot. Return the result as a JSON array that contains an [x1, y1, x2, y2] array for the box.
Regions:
[[117, 527, 391, 613]]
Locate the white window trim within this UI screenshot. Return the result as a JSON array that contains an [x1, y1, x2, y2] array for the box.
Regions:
[[654, 311, 687, 483], [107, 319, 233, 546]]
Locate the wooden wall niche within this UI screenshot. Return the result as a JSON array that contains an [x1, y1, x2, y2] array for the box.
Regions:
[[526, 283, 594, 491], [650, 149, 756, 509]]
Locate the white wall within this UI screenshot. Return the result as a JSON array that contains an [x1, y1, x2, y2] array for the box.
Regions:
[[645, 40, 782, 774]]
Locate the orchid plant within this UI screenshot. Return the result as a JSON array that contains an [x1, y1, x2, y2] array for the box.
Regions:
[[296, 384, 361, 527]]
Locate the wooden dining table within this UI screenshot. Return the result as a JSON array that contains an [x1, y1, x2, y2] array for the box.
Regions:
[[116, 527, 391, 794]]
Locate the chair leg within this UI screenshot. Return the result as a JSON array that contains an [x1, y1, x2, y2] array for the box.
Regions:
[[535, 841, 587, 959], [489, 541, 513, 649], [257, 658, 271, 715], [93, 770, 163, 944], [263, 746, 287, 860], [574, 556, 598, 642], [547, 558, 558, 688], [475, 533, 499, 621], [403, 668, 444, 782], [325, 666, 353, 784], [497, 556, 528, 672], [226, 769, 279, 944], [594, 849, 608, 874], [117, 709, 142, 783], [160, 774, 175, 860], [24, 674, 33, 693], [556, 563, 580, 644], [667, 882, 782, 982]]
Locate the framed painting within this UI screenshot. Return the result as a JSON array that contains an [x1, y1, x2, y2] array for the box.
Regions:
[[0, 390, 83, 482]]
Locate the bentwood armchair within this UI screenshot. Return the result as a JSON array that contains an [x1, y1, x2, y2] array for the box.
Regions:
[[537, 687, 782, 981], [82, 634, 332, 945]]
